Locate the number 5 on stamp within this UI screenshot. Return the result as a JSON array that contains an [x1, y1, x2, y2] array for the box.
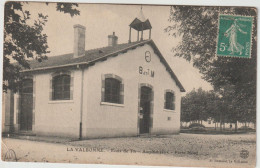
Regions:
[[216, 14, 253, 58]]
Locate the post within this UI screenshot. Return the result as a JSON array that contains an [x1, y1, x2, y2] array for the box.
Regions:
[[79, 122, 82, 139], [141, 28, 144, 41], [137, 31, 139, 41], [79, 67, 85, 139], [149, 29, 151, 39], [128, 27, 131, 43]]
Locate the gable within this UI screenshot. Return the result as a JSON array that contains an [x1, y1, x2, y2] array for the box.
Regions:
[[147, 41, 185, 92], [123, 43, 185, 92]]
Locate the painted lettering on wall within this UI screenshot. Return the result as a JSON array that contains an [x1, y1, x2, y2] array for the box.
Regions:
[[139, 66, 155, 78]]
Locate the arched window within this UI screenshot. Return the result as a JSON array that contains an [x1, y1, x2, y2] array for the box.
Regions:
[[105, 78, 120, 103], [101, 74, 124, 104], [52, 73, 71, 100], [164, 91, 175, 110]]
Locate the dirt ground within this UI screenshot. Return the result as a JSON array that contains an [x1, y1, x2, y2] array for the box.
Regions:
[[1, 133, 256, 168]]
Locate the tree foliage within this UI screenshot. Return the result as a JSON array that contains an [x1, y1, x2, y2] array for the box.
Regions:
[[166, 6, 256, 123], [3, 2, 80, 92], [181, 87, 255, 124], [181, 88, 219, 123]]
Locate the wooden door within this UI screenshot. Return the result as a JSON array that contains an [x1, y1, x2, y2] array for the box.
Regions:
[[20, 79, 33, 131], [139, 86, 152, 134]]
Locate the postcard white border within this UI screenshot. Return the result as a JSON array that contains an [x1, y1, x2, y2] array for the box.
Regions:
[[0, 1, 260, 168]]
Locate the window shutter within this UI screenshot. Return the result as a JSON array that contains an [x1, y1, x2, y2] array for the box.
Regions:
[[70, 75, 74, 100], [101, 76, 105, 102], [172, 93, 175, 110], [164, 91, 166, 109], [120, 83, 124, 104], [49, 77, 53, 100]]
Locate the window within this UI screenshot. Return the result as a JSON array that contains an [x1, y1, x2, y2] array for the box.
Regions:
[[105, 78, 120, 103], [101, 74, 124, 104], [52, 74, 71, 100], [164, 91, 175, 110]]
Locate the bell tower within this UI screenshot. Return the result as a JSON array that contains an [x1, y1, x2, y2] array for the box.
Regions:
[[128, 6, 152, 43]]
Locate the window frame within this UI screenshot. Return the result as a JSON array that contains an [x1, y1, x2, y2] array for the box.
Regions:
[[104, 78, 121, 104], [101, 74, 124, 105], [50, 71, 73, 101], [164, 90, 175, 111]]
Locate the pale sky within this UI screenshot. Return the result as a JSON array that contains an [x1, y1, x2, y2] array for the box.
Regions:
[[23, 2, 213, 93]]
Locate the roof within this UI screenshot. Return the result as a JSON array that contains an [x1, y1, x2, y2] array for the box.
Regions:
[[23, 39, 185, 92], [129, 8, 152, 31], [130, 18, 152, 31], [137, 9, 146, 22]]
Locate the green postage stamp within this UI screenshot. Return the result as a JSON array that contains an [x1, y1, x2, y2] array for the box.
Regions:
[[216, 14, 253, 58]]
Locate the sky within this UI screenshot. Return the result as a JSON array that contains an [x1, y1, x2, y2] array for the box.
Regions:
[[22, 2, 213, 93]]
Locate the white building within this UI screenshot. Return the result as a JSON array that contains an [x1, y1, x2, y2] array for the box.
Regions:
[[2, 10, 185, 138]]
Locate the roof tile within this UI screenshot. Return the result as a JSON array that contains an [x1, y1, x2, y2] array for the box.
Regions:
[[28, 40, 147, 69], [24, 39, 185, 92]]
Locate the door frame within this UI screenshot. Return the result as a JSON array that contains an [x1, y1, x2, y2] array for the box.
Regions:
[[17, 76, 35, 133], [137, 83, 154, 135]]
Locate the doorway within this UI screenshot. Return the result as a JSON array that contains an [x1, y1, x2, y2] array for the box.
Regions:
[[20, 78, 33, 131], [139, 86, 152, 134]]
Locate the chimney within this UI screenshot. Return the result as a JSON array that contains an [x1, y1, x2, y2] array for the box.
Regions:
[[73, 24, 86, 57], [108, 32, 118, 47]]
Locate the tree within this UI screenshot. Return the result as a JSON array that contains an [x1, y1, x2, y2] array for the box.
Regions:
[[181, 88, 218, 124], [3, 2, 80, 92], [166, 6, 256, 124]]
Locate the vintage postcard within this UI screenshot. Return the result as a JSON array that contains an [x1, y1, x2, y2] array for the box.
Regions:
[[1, 1, 257, 168]]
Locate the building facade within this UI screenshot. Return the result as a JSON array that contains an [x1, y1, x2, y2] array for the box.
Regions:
[[2, 11, 185, 138]]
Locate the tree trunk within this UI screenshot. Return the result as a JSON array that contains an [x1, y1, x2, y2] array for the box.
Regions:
[[220, 113, 222, 132], [235, 121, 238, 132]]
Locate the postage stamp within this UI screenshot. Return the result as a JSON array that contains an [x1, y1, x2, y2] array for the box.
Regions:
[[216, 14, 253, 58], [1, 2, 257, 168]]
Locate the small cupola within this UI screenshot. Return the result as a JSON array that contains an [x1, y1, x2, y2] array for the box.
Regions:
[[108, 32, 118, 47], [128, 6, 152, 43]]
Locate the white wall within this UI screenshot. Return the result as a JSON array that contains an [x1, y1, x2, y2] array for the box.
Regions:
[[33, 70, 82, 137], [2, 90, 15, 133], [82, 44, 182, 138]]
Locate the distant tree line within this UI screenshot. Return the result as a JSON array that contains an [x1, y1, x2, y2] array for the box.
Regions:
[[181, 88, 256, 131]]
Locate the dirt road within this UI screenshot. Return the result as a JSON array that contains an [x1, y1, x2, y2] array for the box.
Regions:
[[1, 133, 256, 168]]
